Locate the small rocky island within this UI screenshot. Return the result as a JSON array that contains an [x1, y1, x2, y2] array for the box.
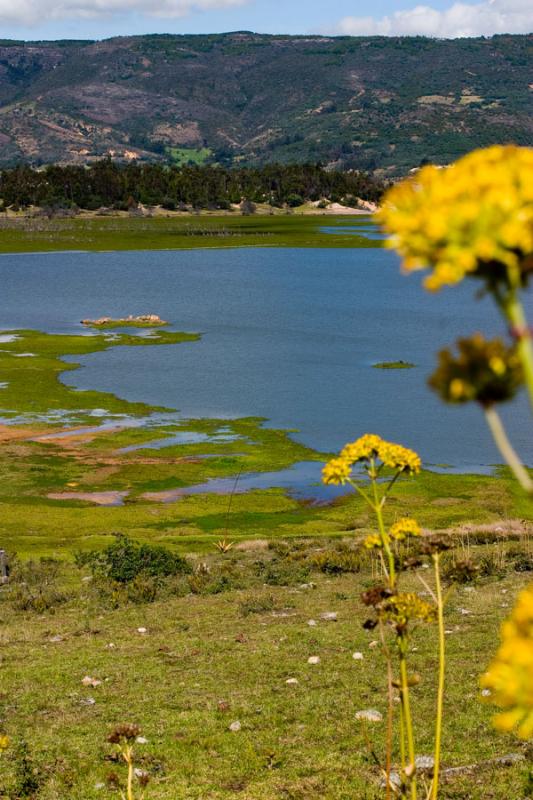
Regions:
[[81, 314, 169, 328]]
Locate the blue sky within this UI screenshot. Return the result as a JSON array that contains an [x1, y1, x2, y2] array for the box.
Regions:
[[0, 0, 531, 41]]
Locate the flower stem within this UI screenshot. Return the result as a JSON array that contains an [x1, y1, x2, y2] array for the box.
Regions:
[[502, 287, 533, 416], [399, 638, 417, 800], [372, 474, 396, 588], [484, 406, 533, 493], [431, 554, 445, 800]]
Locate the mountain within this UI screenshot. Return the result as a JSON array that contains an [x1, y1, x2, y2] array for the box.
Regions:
[[0, 32, 531, 174]]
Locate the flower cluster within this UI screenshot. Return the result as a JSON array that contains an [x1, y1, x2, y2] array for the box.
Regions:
[[384, 592, 436, 629], [107, 724, 141, 744], [390, 518, 421, 541], [322, 434, 421, 485], [481, 584, 533, 739], [429, 334, 522, 407], [378, 145, 533, 291], [0, 735, 8, 753]]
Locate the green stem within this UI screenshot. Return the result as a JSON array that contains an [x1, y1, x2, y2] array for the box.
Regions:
[[399, 638, 417, 800], [373, 476, 396, 588], [431, 554, 445, 800], [501, 287, 533, 416], [484, 406, 533, 493], [126, 746, 134, 800]]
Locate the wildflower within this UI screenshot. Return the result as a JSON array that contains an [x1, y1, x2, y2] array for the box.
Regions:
[[0, 735, 8, 752], [322, 457, 352, 485], [363, 533, 383, 549], [108, 724, 141, 744], [322, 434, 421, 486], [481, 584, 533, 739], [383, 593, 436, 629], [378, 145, 533, 291], [389, 518, 421, 541], [429, 334, 522, 408]]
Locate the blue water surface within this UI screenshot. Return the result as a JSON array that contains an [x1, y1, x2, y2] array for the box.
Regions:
[[0, 244, 530, 471]]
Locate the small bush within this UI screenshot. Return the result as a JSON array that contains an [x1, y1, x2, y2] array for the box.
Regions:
[[256, 558, 311, 586], [6, 558, 69, 613], [442, 557, 480, 584], [238, 593, 277, 617], [311, 549, 363, 574], [76, 535, 191, 584], [508, 545, 533, 572]]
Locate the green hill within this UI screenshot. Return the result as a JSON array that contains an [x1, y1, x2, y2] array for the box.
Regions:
[[0, 32, 531, 174]]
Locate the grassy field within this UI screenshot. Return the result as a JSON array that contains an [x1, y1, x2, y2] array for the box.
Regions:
[[1, 541, 532, 800], [0, 215, 378, 254], [0, 323, 532, 798]]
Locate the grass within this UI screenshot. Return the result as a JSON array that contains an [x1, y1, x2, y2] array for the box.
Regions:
[[0, 215, 379, 254], [166, 146, 213, 165], [0, 329, 199, 420], [0, 545, 531, 799]]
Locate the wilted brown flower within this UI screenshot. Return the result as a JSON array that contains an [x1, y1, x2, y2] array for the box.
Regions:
[[429, 334, 522, 408], [107, 724, 141, 744], [361, 585, 393, 607]]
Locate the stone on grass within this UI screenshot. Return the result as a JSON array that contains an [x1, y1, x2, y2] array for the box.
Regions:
[[307, 656, 320, 665], [415, 755, 435, 772], [352, 652, 364, 661], [82, 676, 101, 688], [136, 736, 148, 744], [319, 612, 337, 622], [355, 709, 382, 723], [307, 619, 317, 627], [137, 627, 148, 634], [229, 721, 242, 732], [286, 678, 299, 686]]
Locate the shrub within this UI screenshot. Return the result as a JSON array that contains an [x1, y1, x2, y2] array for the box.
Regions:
[[311, 549, 364, 574], [6, 558, 69, 613], [76, 535, 191, 584], [238, 593, 277, 617]]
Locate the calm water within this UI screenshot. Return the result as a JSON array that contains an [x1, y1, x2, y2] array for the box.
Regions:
[[0, 245, 530, 471]]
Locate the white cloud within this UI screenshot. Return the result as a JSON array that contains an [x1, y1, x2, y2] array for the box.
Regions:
[[0, 0, 248, 25], [333, 0, 533, 37]]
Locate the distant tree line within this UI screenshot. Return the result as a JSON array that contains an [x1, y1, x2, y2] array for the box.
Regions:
[[0, 161, 385, 212]]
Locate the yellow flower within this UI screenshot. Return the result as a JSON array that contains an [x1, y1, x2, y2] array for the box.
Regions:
[[384, 592, 436, 627], [481, 584, 533, 738], [378, 145, 533, 291], [0, 735, 8, 752], [389, 518, 421, 541], [364, 534, 383, 550], [322, 457, 352, 485], [323, 434, 421, 483]]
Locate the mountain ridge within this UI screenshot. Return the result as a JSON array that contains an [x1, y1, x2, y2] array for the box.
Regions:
[[0, 32, 531, 174]]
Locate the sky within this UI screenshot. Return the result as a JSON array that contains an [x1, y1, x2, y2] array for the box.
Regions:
[[0, 0, 531, 41]]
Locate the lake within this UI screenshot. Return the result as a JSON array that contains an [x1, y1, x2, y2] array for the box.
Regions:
[[0, 244, 530, 472]]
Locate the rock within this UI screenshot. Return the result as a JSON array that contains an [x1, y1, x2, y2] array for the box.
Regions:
[[415, 755, 435, 772], [299, 583, 316, 590], [307, 619, 317, 627], [319, 612, 337, 622], [379, 771, 401, 790], [229, 721, 242, 732], [80, 697, 96, 706], [137, 627, 148, 634], [285, 678, 299, 686], [352, 652, 364, 661], [355, 709, 383, 723], [82, 676, 101, 688], [369, 640, 379, 649], [307, 656, 320, 665], [49, 635, 63, 643], [135, 736, 148, 744]]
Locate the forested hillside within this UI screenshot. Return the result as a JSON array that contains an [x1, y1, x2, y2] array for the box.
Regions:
[[0, 32, 531, 174]]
